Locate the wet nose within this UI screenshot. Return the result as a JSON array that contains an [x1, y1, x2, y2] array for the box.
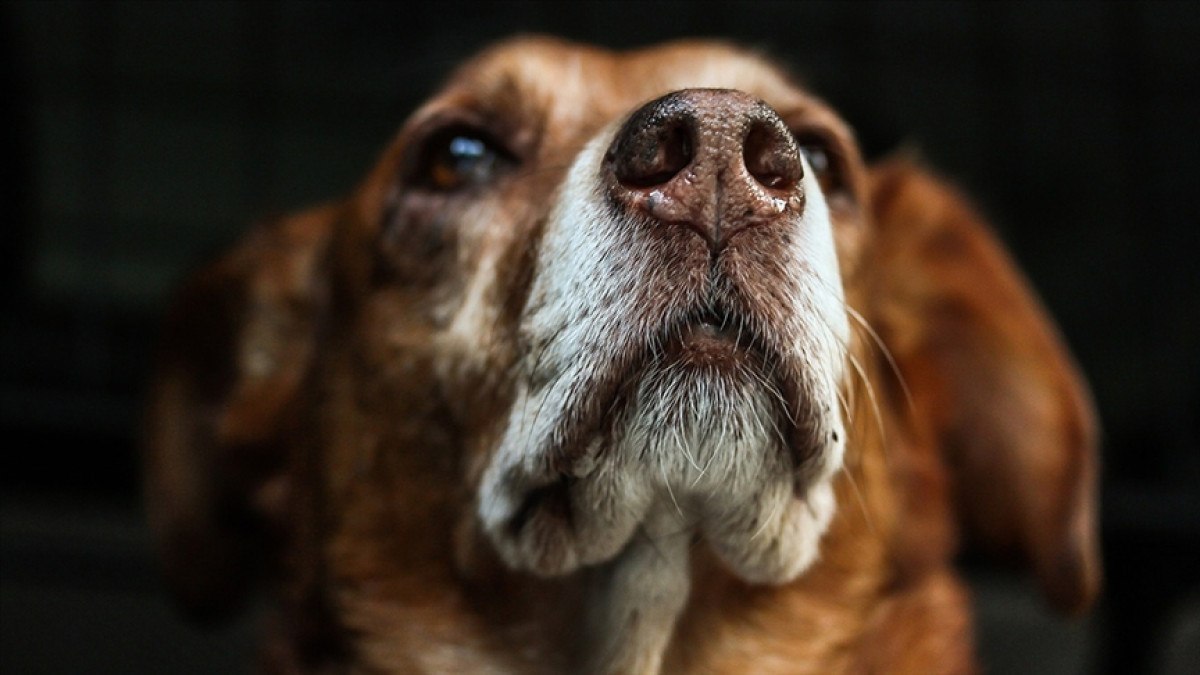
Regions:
[[605, 89, 805, 249]]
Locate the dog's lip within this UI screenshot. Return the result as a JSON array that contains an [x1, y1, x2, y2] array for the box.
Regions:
[[683, 308, 738, 340], [672, 306, 734, 338], [661, 308, 761, 359], [549, 306, 799, 474]]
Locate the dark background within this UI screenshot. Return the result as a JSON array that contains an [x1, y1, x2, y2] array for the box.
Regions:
[[2, 1, 1197, 673]]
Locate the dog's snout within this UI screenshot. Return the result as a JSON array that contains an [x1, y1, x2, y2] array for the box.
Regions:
[[606, 89, 804, 248]]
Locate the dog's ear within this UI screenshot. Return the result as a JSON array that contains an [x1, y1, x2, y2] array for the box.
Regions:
[[143, 206, 333, 622], [865, 160, 1101, 615]]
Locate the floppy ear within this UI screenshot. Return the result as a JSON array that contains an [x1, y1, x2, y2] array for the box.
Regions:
[[143, 206, 333, 622], [866, 160, 1101, 615]]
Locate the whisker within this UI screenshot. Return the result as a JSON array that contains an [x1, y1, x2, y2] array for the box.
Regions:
[[845, 350, 890, 470], [835, 386, 853, 425], [661, 460, 685, 521], [799, 281, 898, 477], [739, 361, 789, 415], [691, 450, 717, 488], [672, 417, 703, 474], [844, 304, 914, 418], [841, 463, 878, 537], [805, 276, 914, 427]]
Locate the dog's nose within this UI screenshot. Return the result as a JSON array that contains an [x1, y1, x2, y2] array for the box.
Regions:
[[605, 89, 804, 249]]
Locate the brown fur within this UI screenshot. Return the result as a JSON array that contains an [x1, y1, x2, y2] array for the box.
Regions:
[[144, 37, 1099, 673]]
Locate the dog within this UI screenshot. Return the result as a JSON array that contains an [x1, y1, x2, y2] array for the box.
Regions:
[[144, 36, 1100, 673]]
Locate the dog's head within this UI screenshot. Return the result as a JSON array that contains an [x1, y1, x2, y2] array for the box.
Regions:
[[145, 36, 1099, 644]]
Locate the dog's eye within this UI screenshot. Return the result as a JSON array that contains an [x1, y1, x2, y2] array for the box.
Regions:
[[800, 144, 831, 176], [412, 126, 513, 191], [794, 133, 848, 198]]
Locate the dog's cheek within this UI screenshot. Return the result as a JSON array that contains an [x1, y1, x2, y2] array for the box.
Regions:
[[373, 189, 522, 358], [376, 192, 462, 289]]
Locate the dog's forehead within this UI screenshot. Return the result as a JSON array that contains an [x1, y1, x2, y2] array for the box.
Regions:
[[441, 37, 820, 130]]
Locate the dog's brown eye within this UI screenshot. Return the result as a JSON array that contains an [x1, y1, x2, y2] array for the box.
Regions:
[[413, 126, 512, 192], [794, 133, 847, 198]]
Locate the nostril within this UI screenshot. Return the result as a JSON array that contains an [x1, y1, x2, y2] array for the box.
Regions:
[[744, 121, 802, 191], [607, 91, 804, 248], [612, 120, 693, 189]]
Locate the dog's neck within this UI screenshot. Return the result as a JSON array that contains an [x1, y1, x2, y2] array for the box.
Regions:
[[577, 501, 693, 674], [304, 477, 920, 675]]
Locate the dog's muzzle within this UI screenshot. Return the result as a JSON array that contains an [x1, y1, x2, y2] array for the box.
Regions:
[[477, 88, 847, 584]]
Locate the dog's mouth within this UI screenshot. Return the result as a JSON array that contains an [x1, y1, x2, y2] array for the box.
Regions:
[[557, 301, 799, 474], [661, 306, 761, 364], [620, 303, 793, 446]]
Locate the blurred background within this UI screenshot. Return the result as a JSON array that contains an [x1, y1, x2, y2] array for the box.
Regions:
[[1, 1, 1197, 673]]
